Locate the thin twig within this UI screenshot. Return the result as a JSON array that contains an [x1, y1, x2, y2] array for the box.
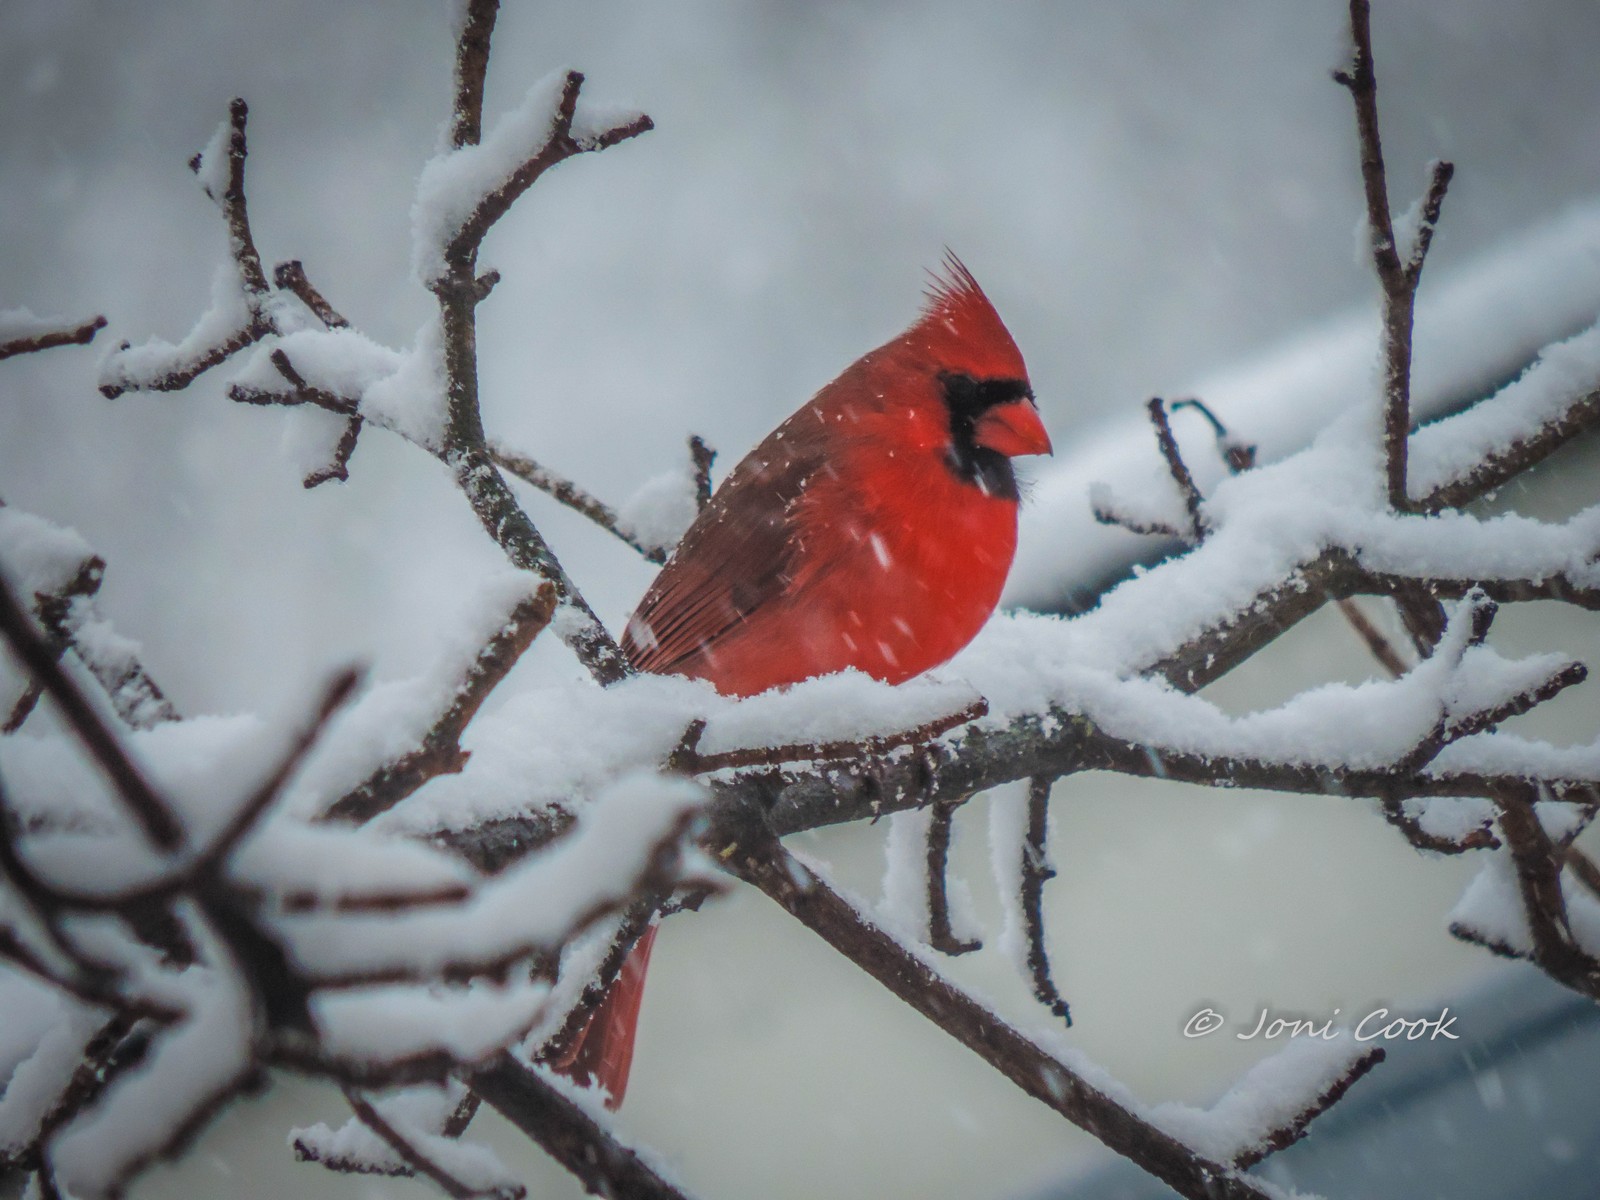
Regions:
[[1146, 398, 1205, 541], [441, 71, 653, 266], [1230, 1046, 1386, 1170], [533, 898, 660, 1068], [0, 316, 106, 363], [1169, 398, 1256, 473], [925, 801, 980, 955], [449, 0, 501, 150], [489, 442, 665, 563], [1020, 777, 1072, 1026], [689, 435, 716, 510], [1090, 495, 1186, 541], [343, 1088, 524, 1200], [676, 697, 988, 773], [1334, 0, 1453, 510], [101, 98, 276, 397], [1494, 791, 1600, 994], [1376, 796, 1499, 855], [1565, 844, 1600, 904], [273, 260, 349, 328], [305, 417, 364, 488], [1334, 597, 1409, 678], [191, 98, 272, 296]]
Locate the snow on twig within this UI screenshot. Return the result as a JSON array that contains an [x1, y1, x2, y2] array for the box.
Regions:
[[0, 310, 106, 362], [412, 69, 652, 286]]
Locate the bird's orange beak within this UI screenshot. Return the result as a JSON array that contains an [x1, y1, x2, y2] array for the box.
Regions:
[[972, 398, 1053, 458]]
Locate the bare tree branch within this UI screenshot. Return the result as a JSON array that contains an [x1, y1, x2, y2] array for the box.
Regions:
[[1020, 777, 1072, 1026], [1334, 597, 1409, 678], [468, 1055, 701, 1200], [272, 260, 348, 329], [689, 435, 716, 510], [1147, 397, 1205, 541], [925, 800, 980, 955], [1169, 397, 1256, 473], [490, 442, 666, 564], [1334, 0, 1453, 510]]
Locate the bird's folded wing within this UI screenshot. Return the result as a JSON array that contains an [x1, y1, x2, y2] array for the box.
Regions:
[[622, 421, 824, 678]]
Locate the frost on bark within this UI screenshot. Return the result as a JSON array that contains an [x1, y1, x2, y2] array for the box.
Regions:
[[2, 2, 1600, 1199]]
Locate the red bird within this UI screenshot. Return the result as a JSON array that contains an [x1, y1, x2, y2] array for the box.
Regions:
[[553, 255, 1050, 1107]]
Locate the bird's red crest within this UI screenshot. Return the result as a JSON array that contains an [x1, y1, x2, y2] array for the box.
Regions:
[[910, 252, 1028, 382]]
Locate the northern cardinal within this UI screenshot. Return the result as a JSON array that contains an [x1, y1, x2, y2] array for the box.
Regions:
[[553, 254, 1050, 1106]]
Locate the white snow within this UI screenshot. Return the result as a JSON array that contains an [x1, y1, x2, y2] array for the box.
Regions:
[[230, 321, 448, 453], [0, 991, 101, 1156], [1149, 1034, 1374, 1165], [986, 783, 1031, 982], [411, 71, 646, 285], [1008, 202, 1600, 612], [231, 326, 402, 405], [615, 464, 700, 557], [53, 906, 254, 1200], [1409, 321, 1600, 500], [0, 307, 84, 344], [285, 569, 554, 819], [99, 263, 254, 395], [1448, 852, 1532, 955], [191, 114, 233, 205], [880, 808, 932, 942], [279, 772, 704, 981], [0, 505, 96, 603], [358, 314, 450, 451], [312, 976, 551, 1066], [291, 1082, 520, 1194]]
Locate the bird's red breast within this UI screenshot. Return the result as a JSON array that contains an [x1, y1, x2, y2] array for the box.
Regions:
[[564, 255, 1048, 1108]]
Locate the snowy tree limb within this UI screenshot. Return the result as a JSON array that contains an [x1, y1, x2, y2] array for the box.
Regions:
[[0, 315, 105, 363], [99, 99, 278, 399], [340, 1087, 524, 1200], [422, 24, 649, 685], [321, 586, 558, 825]]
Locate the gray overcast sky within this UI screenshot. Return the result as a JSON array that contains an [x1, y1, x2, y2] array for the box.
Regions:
[[4, 4, 1600, 1198]]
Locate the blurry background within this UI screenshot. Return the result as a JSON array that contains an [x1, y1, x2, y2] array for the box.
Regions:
[[3, 2, 1600, 1197]]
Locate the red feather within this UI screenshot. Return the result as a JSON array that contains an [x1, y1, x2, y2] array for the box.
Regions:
[[558, 256, 1047, 1107]]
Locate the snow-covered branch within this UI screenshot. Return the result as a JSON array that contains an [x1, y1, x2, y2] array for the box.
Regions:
[[0, 311, 106, 363]]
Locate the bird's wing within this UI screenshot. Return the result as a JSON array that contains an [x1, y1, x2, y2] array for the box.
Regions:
[[622, 420, 824, 678]]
